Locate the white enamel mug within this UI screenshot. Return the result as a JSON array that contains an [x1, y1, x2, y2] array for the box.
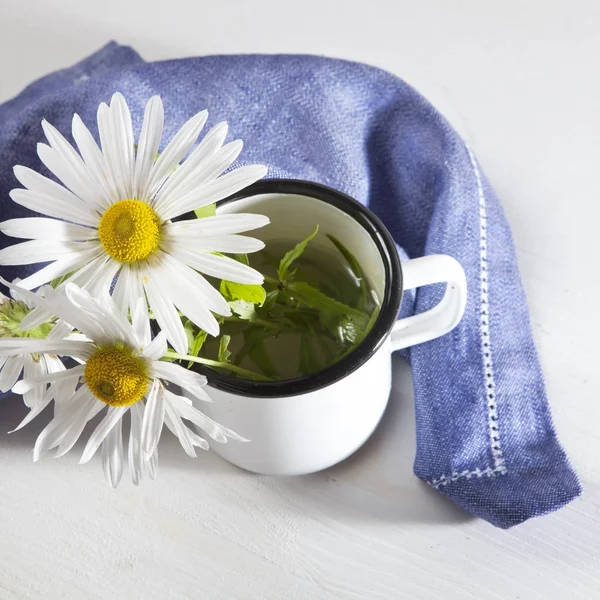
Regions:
[[184, 180, 467, 476]]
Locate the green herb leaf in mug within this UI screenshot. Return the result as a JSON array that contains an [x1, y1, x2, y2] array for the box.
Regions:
[[277, 225, 319, 281], [249, 341, 278, 378], [220, 280, 267, 305], [287, 281, 369, 324], [229, 299, 258, 322], [299, 334, 322, 376], [194, 203, 216, 219], [326, 234, 369, 311], [235, 326, 272, 366], [218, 335, 232, 363], [188, 329, 208, 367], [235, 253, 250, 266]]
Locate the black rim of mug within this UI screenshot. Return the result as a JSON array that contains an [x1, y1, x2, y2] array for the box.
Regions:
[[186, 179, 403, 398]]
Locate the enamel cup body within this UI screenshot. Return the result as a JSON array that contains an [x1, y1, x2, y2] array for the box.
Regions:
[[185, 181, 467, 476]]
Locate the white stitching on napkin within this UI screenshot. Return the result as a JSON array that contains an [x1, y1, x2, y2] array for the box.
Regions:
[[429, 466, 507, 488], [469, 147, 507, 474], [426, 146, 508, 490]]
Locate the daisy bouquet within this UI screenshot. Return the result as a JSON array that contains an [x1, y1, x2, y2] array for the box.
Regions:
[[0, 93, 378, 486]]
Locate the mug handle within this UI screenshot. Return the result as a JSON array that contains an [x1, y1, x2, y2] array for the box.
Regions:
[[390, 255, 468, 351]]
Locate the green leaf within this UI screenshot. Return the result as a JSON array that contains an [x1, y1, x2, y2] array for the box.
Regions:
[[235, 254, 250, 266], [326, 234, 369, 311], [220, 280, 266, 305], [183, 319, 195, 350], [190, 329, 208, 361], [218, 335, 232, 363], [182, 320, 208, 367], [261, 290, 279, 314], [229, 300, 257, 321], [355, 305, 381, 346], [326, 234, 362, 279], [277, 225, 319, 281], [49, 271, 75, 289], [249, 341, 278, 378], [194, 203, 216, 219], [299, 334, 321, 376], [235, 326, 272, 366], [287, 281, 369, 324]]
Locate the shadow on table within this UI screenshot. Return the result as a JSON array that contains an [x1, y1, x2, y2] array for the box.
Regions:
[[271, 355, 473, 526], [0, 355, 471, 526]]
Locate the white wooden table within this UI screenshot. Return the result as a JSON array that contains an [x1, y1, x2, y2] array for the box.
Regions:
[[0, 1, 598, 598]]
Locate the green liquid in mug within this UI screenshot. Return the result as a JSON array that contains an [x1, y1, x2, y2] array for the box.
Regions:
[[199, 240, 380, 381]]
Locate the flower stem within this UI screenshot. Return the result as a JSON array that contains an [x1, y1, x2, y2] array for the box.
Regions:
[[163, 351, 274, 382]]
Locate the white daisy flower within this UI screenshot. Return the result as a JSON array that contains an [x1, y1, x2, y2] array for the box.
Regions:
[[0, 282, 67, 408], [0, 92, 269, 354], [0, 281, 245, 487]]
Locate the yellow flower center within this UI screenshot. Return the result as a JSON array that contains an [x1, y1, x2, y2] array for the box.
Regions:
[[98, 200, 161, 263], [85, 345, 149, 407]]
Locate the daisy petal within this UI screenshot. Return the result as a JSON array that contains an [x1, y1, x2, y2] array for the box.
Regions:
[[152, 360, 210, 403], [23, 353, 47, 408], [68, 253, 113, 291], [167, 390, 249, 443], [0, 218, 97, 241], [33, 385, 94, 461], [166, 243, 264, 284], [141, 379, 165, 460], [152, 250, 230, 315], [80, 405, 128, 464], [33, 418, 65, 461], [12, 364, 85, 394], [1, 342, 92, 361], [54, 395, 105, 458], [142, 331, 168, 362], [42, 353, 67, 372], [14, 245, 105, 291], [0, 239, 100, 266], [164, 404, 197, 458], [179, 234, 265, 254], [9, 188, 98, 227], [71, 114, 114, 207], [0, 355, 24, 392], [9, 392, 53, 433], [97, 102, 127, 201], [14, 164, 98, 214], [62, 284, 137, 347], [5, 273, 39, 308], [108, 93, 135, 199], [150, 266, 221, 336], [141, 265, 188, 354], [146, 110, 209, 198], [134, 96, 164, 199], [163, 213, 270, 237], [102, 419, 124, 488], [40, 122, 106, 209], [131, 297, 151, 348], [112, 264, 131, 315], [50, 374, 80, 416], [147, 450, 158, 479], [124, 264, 150, 346], [160, 164, 267, 221], [128, 401, 144, 485], [154, 121, 228, 205], [87, 259, 121, 297], [187, 430, 210, 451], [154, 139, 243, 215]]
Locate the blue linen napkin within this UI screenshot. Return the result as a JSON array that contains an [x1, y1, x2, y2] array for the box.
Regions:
[[0, 42, 581, 527]]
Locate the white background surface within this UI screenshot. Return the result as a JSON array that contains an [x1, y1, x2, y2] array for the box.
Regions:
[[0, 1, 599, 598]]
